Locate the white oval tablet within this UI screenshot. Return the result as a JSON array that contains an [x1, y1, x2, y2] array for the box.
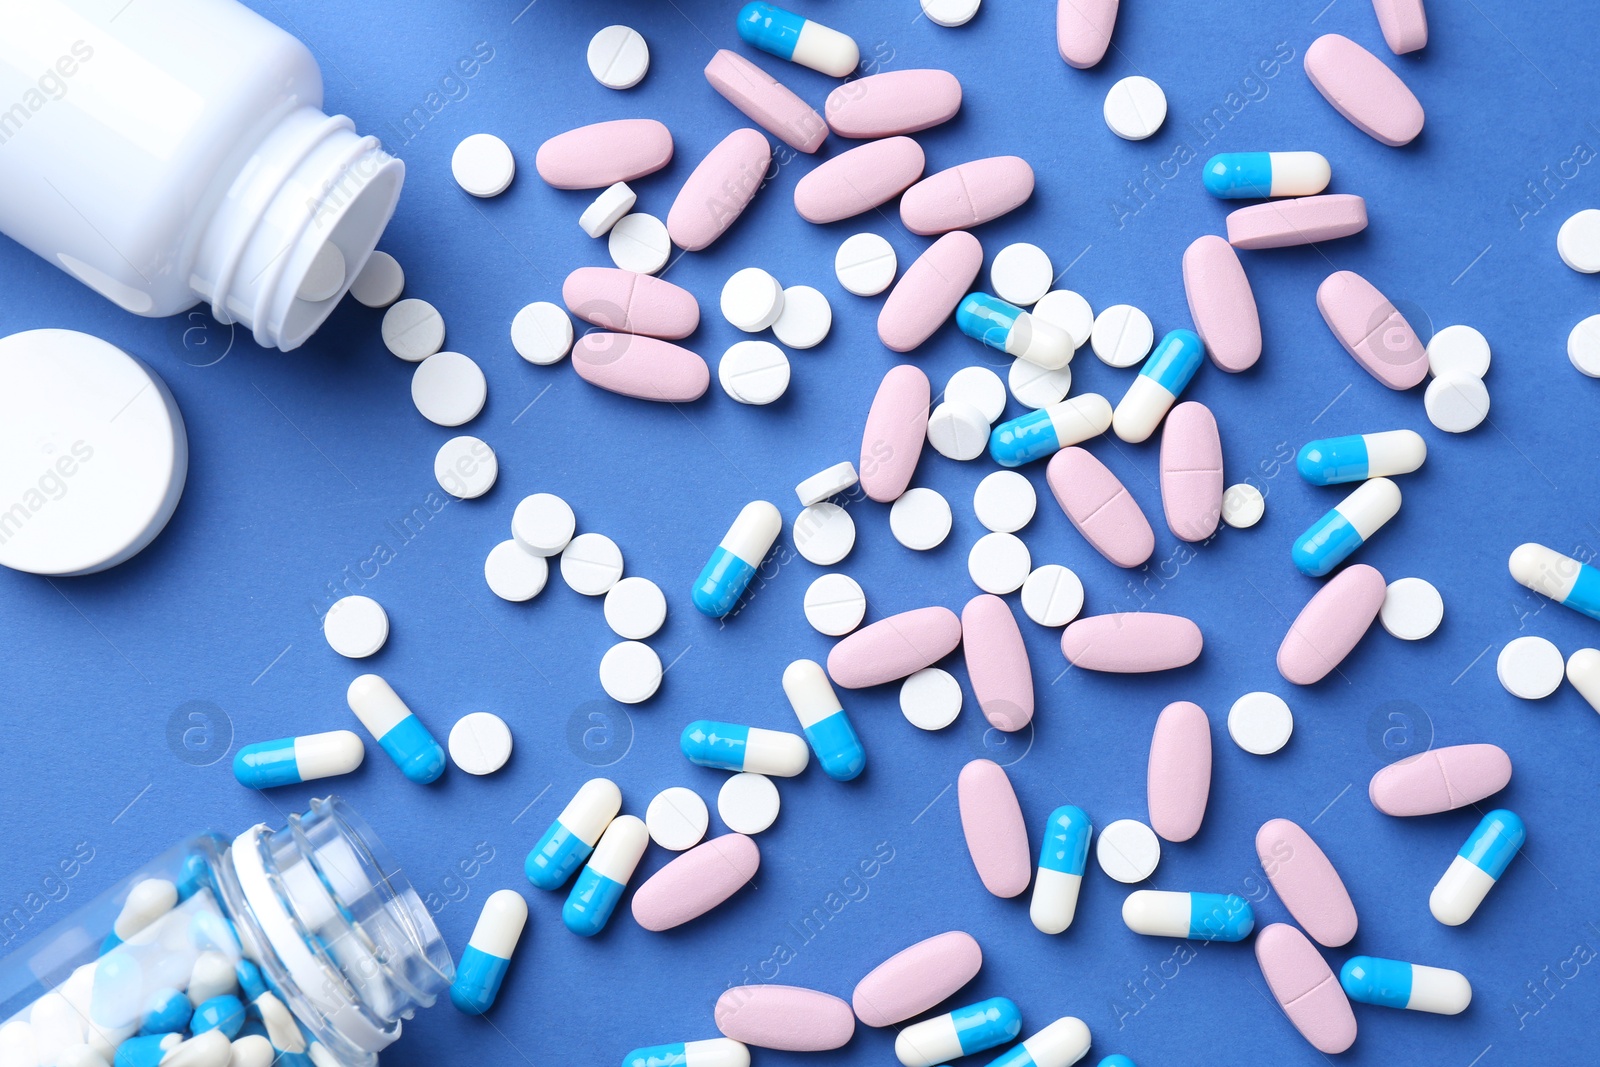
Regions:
[[511, 302, 574, 365], [835, 233, 897, 296], [382, 299, 445, 362], [647, 787, 710, 851], [803, 573, 866, 636], [1424, 374, 1490, 433], [1227, 692, 1293, 755], [926, 401, 990, 460], [796, 461, 859, 506], [608, 212, 671, 274], [296, 241, 346, 303], [324, 596, 389, 659], [587, 25, 650, 90], [1567, 314, 1600, 378], [1096, 819, 1161, 883], [794, 502, 856, 565], [448, 712, 513, 775], [512, 493, 576, 557], [974, 470, 1036, 532], [1426, 325, 1490, 379], [1381, 577, 1443, 640], [1104, 76, 1167, 140], [1497, 636, 1565, 699], [600, 640, 662, 704], [1557, 208, 1600, 273], [604, 576, 667, 639], [920, 0, 981, 28], [945, 366, 1007, 423], [900, 667, 963, 730], [990, 243, 1054, 306], [412, 351, 487, 426], [1032, 290, 1094, 348], [1221, 483, 1265, 529], [968, 532, 1031, 594], [1020, 564, 1083, 627], [484, 540, 549, 602], [1008, 358, 1072, 408], [1091, 304, 1154, 367], [773, 285, 833, 349], [718, 772, 780, 835], [434, 436, 497, 499], [349, 250, 404, 308], [452, 133, 516, 197], [890, 487, 953, 550], [560, 532, 624, 595], [719, 340, 791, 405], [721, 267, 786, 332], [580, 182, 638, 238]]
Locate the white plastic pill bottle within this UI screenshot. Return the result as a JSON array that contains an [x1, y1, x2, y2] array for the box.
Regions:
[[0, 0, 404, 351], [0, 797, 453, 1067]]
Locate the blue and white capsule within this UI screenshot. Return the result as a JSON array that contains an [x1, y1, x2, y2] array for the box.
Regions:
[[563, 814, 649, 937], [1291, 477, 1401, 577], [1112, 329, 1204, 443], [1510, 543, 1600, 623], [988, 394, 1113, 468], [692, 501, 781, 619], [1202, 151, 1331, 199], [1031, 805, 1093, 934], [1430, 809, 1524, 926], [980, 1017, 1091, 1067], [736, 2, 858, 78], [957, 293, 1075, 370], [680, 720, 810, 777], [1339, 956, 1472, 1015], [782, 660, 864, 782], [232, 730, 364, 789], [622, 1038, 750, 1067], [346, 674, 446, 784], [1296, 429, 1426, 486], [526, 777, 622, 890], [895, 997, 1023, 1067], [115, 1032, 183, 1067], [450, 889, 528, 1014], [1121, 891, 1255, 942]]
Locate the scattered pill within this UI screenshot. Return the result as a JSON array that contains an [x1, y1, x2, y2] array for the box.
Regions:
[[1031, 806, 1092, 934], [1227, 692, 1293, 755], [485, 541, 547, 602], [879, 231, 984, 352], [565, 267, 699, 340], [587, 25, 649, 89], [860, 364, 932, 501], [1496, 635, 1565, 699], [1147, 701, 1211, 842], [1571, 315, 1600, 376], [1020, 564, 1083, 627], [563, 814, 650, 937], [828, 606, 962, 688], [721, 268, 784, 333], [1508, 542, 1600, 621], [968, 532, 1030, 594], [448, 712, 513, 775], [825, 68, 964, 139], [573, 333, 711, 403], [990, 244, 1054, 306], [899, 667, 962, 730], [1278, 563, 1387, 684], [989, 394, 1111, 468], [433, 436, 497, 499], [681, 720, 809, 776], [1159, 401, 1223, 542], [737, 2, 860, 78], [579, 182, 638, 238], [1047, 447, 1154, 566], [835, 233, 898, 296], [525, 778, 621, 890], [451, 134, 515, 197], [1380, 577, 1443, 640], [794, 463, 858, 510], [232, 730, 364, 789], [705, 48, 828, 155], [958, 292, 1074, 369], [347, 674, 446, 784], [1424, 374, 1490, 433], [1340, 957, 1470, 1015], [604, 576, 667, 639], [1304, 33, 1424, 146], [895, 996, 1021, 1067], [1103, 76, 1166, 140], [784, 658, 866, 781], [1183, 234, 1261, 372], [629, 833, 760, 933], [510, 301, 574, 365], [962, 594, 1034, 731], [1426, 324, 1491, 379], [694, 501, 781, 616], [958, 759, 1030, 897], [794, 501, 856, 565], [715, 985, 855, 1052], [536, 118, 674, 190], [512, 493, 576, 557], [889, 488, 952, 551], [719, 340, 791, 405], [609, 213, 671, 274], [794, 137, 925, 222], [1096, 819, 1160, 883], [1056, 0, 1119, 69], [803, 573, 866, 636], [669, 127, 771, 251], [1032, 289, 1094, 349], [1368, 744, 1512, 816], [560, 532, 624, 596], [1202, 151, 1331, 199], [349, 250, 404, 308], [1256, 818, 1357, 947], [718, 773, 781, 835], [973, 470, 1036, 532], [1292, 477, 1401, 577], [901, 157, 1034, 236], [1123, 891, 1254, 941], [1008, 358, 1073, 409], [1113, 328, 1203, 443], [1297, 429, 1427, 485], [927, 401, 991, 461], [1255, 923, 1358, 1054], [1557, 208, 1600, 272], [1371, 0, 1429, 53], [943, 366, 1007, 424], [920, 0, 981, 27], [1090, 303, 1153, 368], [1063, 613, 1202, 672], [382, 298, 445, 361], [1225, 194, 1369, 250], [772, 285, 832, 349], [1429, 809, 1524, 925], [1317, 270, 1428, 390], [1568, 648, 1600, 714], [646, 787, 710, 851], [1221, 483, 1265, 528], [622, 1040, 750, 1067], [295, 241, 345, 303], [323, 595, 389, 658], [412, 351, 487, 426]]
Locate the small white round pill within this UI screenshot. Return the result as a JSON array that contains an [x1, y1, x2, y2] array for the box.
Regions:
[[920, 0, 981, 28], [484, 540, 549, 602], [1557, 208, 1600, 273], [348, 250, 404, 308], [604, 576, 667, 639], [579, 182, 638, 238], [1497, 636, 1565, 699], [796, 461, 859, 507], [560, 532, 624, 596], [1426, 325, 1490, 379], [900, 667, 962, 730], [599, 640, 662, 703], [323, 595, 389, 658], [1222, 483, 1266, 529], [1567, 314, 1600, 378], [433, 435, 498, 499], [608, 212, 670, 274], [1381, 577, 1444, 641], [1092, 304, 1155, 367], [411, 351, 487, 426], [511, 302, 574, 365], [890, 487, 953, 551], [1020, 564, 1083, 627], [968, 531, 1031, 594], [296, 241, 346, 303], [381, 298, 445, 362], [1032, 289, 1094, 348], [803, 573, 866, 636], [794, 502, 855, 565], [973, 470, 1036, 533], [448, 712, 513, 775], [1227, 692, 1293, 756], [587, 25, 650, 90], [451, 133, 516, 198], [990, 243, 1054, 306], [718, 772, 780, 835], [512, 493, 576, 557], [647, 787, 709, 851], [1008, 358, 1072, 408], [926, 401, 990, 460], [835, 233, 897, 296], [721, 267, 785, 332], [1424, 374, 1490, 433], [1104, 76, 1167, 140], [719, 340, 791, 405], [1097, 819, 1161, 883], [944, 366, 1007, 423], [772, 285, 832, 349]]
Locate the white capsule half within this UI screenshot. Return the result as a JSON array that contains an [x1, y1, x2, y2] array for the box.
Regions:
[[743, 727, 811, 777], [468, 890, 528, 957], [1005, 313, 1075, 370], [782, 659, 843, 729], [1341, 477, 1403, 539], [683, 1039, 750, 1067], [588, 814, 650, 884], [1014, 1017, 1092, 1067], [346, 674, 411, 736], [1429, 855, 1496, 927], [895, 1015, 963, 1067], [1030, 868, 1083, 936], [114, 879, 177, 940], [722, 501, 782, 567], [559, 778, 623, 847], [1408, 965, 1473, 1014], [1568, 648, 1600, 713], [1121, 890, 1191, 937], [1050, 394, 1114, 445]]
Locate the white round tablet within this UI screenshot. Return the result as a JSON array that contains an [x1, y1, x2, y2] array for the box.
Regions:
[[599, 640, 662, 703], [772, 285, 833, 349], [560, 532, 624, 596], [1381, 577, 1444, 640], [835, 233, 897, 296], [448, 712, 513, 775], [1557, 208, 1600, 273], [973, 470, 1036, 533], [890, 487, 953, 551], [721, 267, 785, 332], [1221, 483, 1266, 529], [1426, 324, 1490, 379], [604, 576, 667, 639], [513, 493, 576, 557], [1497, 636, 1565, 700], [796, 461, 859, 507], [646, 787, 709, 851], [1227, 692, 1293, 755], [1008, 358, 1072, 408], [579, 182, 638, 238], [1032, 290, 1094, 348], [451, 133, 516, 198], [411, 351, 487, 427], [587, 25, 650, 90], [382, 299, 445, 362], [920, 0, 980, 28], [926, 401, 990, 460], [719, 340, 791, 405], [794, 502, 856, 565], [511, 302, 574, 365], [608, 212, 670, 274], [484, 540, 549, 602], [945, 366, 1007, 424], [1092, 304, 1155, 367], [1020, 564, 1083, 627], [1097, 819, 1161, 883], [434, 436, 498, 499], [1424, 374, 1490, 433], [296, 241, 346, 303], [1104, 76, 1167, 140], [349, 250, 404, 308], [1568, 314, 1600, 377], [803, 573, 867, 636], [969, 532, 1031, 594], [990, 243, 1054, 306], [900, 667, 962, 730], [323, 595, 389, 659], [718, 772, 780, 835]]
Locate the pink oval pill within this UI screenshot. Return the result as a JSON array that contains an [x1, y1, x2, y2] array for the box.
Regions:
[[1046, 447, 1154, 567], [668, 128, 772, 253], [631, 833, 760, 931], [715, 985, 855, 1051], [1057, 0, 1120, 69], [794, 137, 925, 224], [1226, 194, 1369, 250], [1368, 743, 1512, 816], [958, 759, 1030, 898], [1372, 0, 1428, 55], [705, 49, 828, 155], [900, 157, 1035, 236], [825, 69, 962, 139], [1257, 819, 1358, 947], [1061, 613, 1203, 672], [878, 231, 983, 353], [571, 333, 710, 403], [827, 606, 960, 688], [1277, 563, 1387, 685], [1255, 924, 1357, 1054], [535, 119, 674, 190], [1182, 235, 1260, 372], [1148, 701, 1211, 842], [852, 931, 982, 1027], [961, 594, 1033, 732], [1159, 401, 1223, 543], [859, 364, 930, 501], [1316, 270, 1428, 390], [562, 268, 699, 340], [1304, 33, 1424, 147]]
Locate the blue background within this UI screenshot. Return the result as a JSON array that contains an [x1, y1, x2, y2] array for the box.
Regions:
[[2, 0, 1599, 1064]]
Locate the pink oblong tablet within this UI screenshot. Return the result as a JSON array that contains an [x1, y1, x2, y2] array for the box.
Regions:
[[828, 606, 960, 688], [878, 232, 983, 353], [900, 157, 1035, 236], [1057, 0, 1120, 69], [632, 833, 760, 931], [794, 137, 925, 224], [1046, 447, 1154, 567], [1316, 270, 1428, 390], [1257, 819, 1357, 947], [825, 69, 962, 139], [668, 128, 772, 252], [715, 985, 855, 1051], [1368, 744, 1512, 816], [852, 931, 982, 1027], [1061, 613, 1203, 672], [1255, 924, 1357, 1054], [1159, 402, 1223, 543], [535, 119, 674, 190], [958, 759, 1030, 898], [1304, 34, 1424, 147], [571, 333, 709, 403], [705, 49, 827, 154], [961, 595, 1033, 733], [1148, 702, 1211, 843], [1226, 195, 1368, 250], [1372, 0, 1428, 55], [1182, 235, 1260, 372], [859, 364, 930, 501], [1277, 563, 1387, 685], [562, 268, 699, 340]]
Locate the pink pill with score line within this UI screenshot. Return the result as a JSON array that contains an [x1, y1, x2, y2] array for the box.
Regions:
[[1225, 194, 1369, 250], [1304, 33, 1424, 146], [961, 594, 1034, 732], [562, 267, 699, 339], [1277, 563, 1387, 684], [824, 69, 962, 138], [535, 119, 673, 189], [1256, 818, 1358, 947], [793, 137, 925, 224], [899, 157, 1035, 236], [1255, 924, 1358, 1053], [1316, 270, 1429, 390], [1182, 235, 1260, 372], [1159, 401, 1224, 542], [859, 364, 930, 502], [631, 833, 761, 931], [958, 759, 1031, 898], [668, 128, 771, 252], [571, 334, 709, 403], [1056, 0, 1120, 69], [1061, 613, 1203, 672], [878, 232, 984, 353], [1368, 743, 1512, 816], [714, 985, 855, 1051], [1147, 701, 1211, 842], [704, 49, 827, 154], [852, 931, 982, 1027], [827, 606, 961, 688], [1046, 447, 1155, 567]]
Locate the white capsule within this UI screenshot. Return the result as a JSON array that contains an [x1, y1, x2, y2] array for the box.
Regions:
[[1011, 1017, 1092, 1067], [1567, 648, 1600, 714], [1429, 855, 1496, 926], [743, 727, 811, 777], [186, 952, 236, 1006], [114, 879, 177, 940], [560, 778, 625, 847], [253, 992, 304, 1053], [587, 814, 650, 884], [229, 1035, 275, 1067], [468, 889, 529, 958], [161, 1030, 232, 1067]]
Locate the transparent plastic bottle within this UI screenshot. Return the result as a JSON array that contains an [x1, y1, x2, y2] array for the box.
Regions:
[[0, 797, 452, 1067]]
